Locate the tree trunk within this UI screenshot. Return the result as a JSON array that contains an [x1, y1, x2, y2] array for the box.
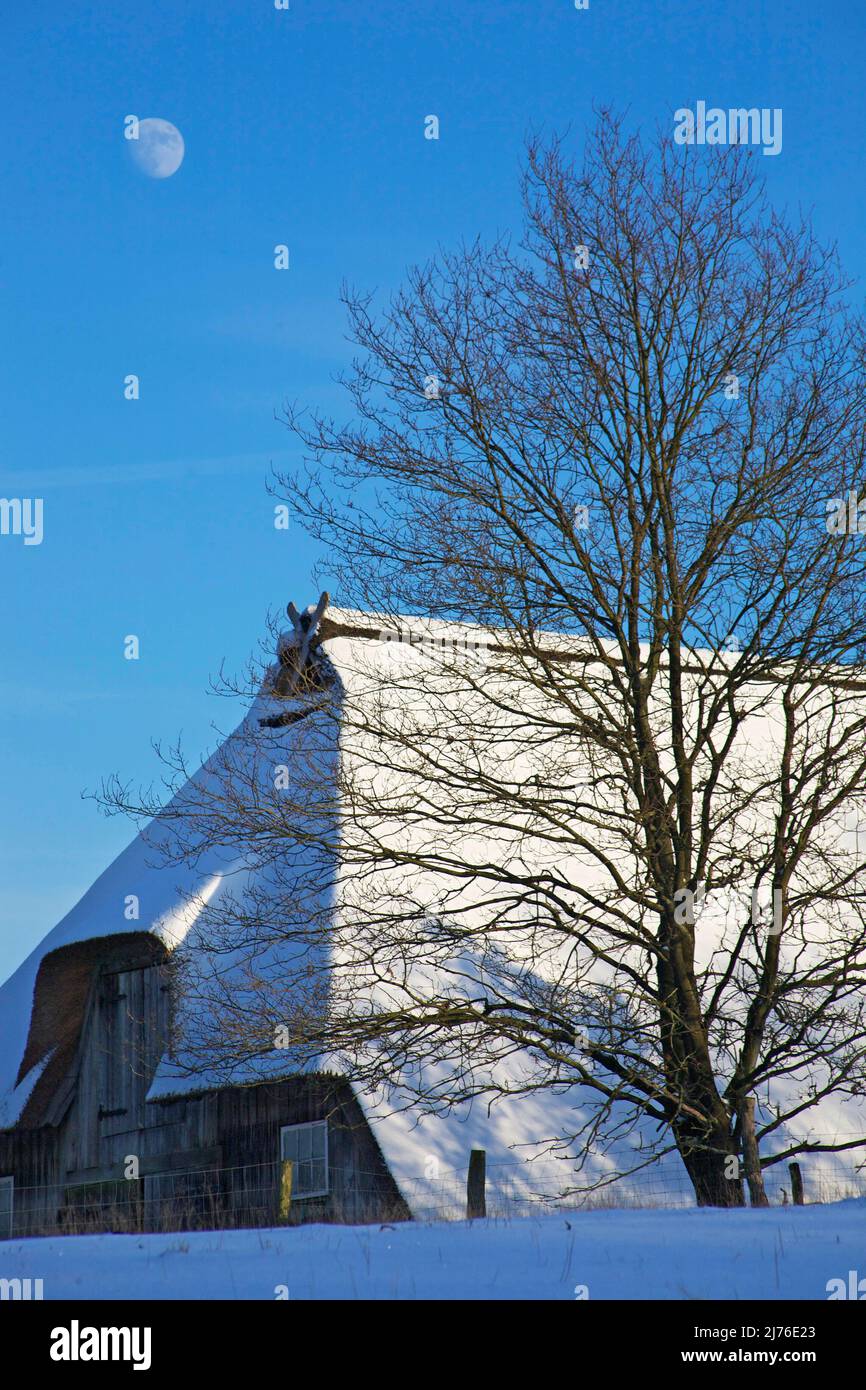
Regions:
[[676, 1128, 745, 1207], [740, 1096, 770, 1207], [657, 926, 745, 1207]]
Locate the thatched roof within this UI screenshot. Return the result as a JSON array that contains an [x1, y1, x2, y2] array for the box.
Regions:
[[1, 603, 864, 1211], [16, 933, 167, 1129]]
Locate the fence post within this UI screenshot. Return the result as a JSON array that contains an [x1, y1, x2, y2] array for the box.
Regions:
[[789, 1162, 804, 1206], [279, 1160, 294, 1221], [467, 1148, 486, 1219]]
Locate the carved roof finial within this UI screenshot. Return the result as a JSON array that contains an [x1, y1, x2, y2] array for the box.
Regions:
[[261, 593, 332, 720], [285, 591, 330, 671]]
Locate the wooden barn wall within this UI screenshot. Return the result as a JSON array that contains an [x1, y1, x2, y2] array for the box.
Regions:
[[58, 958, 171, 1177], [212, 1078, 410, 1224], [1, 956, 410, 1233], [0, 1127, 59, 1236]]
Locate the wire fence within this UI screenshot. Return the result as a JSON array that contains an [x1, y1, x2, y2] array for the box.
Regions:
[[2, 1153, 866, 1240], [399, 1154, 866, 1220], [3, 1162, 282, 1241]]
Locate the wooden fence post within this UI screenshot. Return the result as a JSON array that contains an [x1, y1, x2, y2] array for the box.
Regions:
[[279, 1160, 294, 1221], [789, 1162, 804, 1206], [467, 1148, 486, 1219]]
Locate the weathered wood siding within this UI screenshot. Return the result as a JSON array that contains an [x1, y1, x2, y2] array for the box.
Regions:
[[60, 959, 170, 1174], [0, 1127, 59, 1236], [0, 951, 409, 1235]]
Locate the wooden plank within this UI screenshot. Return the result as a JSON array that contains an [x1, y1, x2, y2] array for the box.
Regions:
[[64, 1146, 223, 1187]]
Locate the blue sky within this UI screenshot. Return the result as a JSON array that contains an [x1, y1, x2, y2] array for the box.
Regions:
[[1, 0, 864, 982]]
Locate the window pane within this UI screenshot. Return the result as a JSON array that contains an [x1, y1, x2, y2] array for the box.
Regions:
[[281, 1124, 327, 1195]]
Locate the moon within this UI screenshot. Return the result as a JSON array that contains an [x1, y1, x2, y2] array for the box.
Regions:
[[127, 118, 185, 179]]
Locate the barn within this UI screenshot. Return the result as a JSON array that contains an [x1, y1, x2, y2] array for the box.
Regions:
[[1, 599, 864, 1238]]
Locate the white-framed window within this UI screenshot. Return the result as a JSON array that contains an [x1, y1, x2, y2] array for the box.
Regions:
[[280, 1121, 329, 1199], [0, 1177, 13, 1239]]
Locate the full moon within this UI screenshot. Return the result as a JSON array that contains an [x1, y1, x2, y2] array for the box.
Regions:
[[127, 118, 185, 179]]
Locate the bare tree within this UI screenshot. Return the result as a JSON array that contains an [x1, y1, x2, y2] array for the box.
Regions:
[[102, 112, 866, 1208]]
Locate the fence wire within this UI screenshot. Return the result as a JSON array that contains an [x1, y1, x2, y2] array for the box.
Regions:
[[2, 1150, 865, 1240]]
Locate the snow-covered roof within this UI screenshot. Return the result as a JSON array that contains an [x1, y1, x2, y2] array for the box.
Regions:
[[1, 604, 864, 1212]]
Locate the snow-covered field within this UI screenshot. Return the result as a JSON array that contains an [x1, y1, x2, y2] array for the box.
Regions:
[[2, 1200, 863, 1300]]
